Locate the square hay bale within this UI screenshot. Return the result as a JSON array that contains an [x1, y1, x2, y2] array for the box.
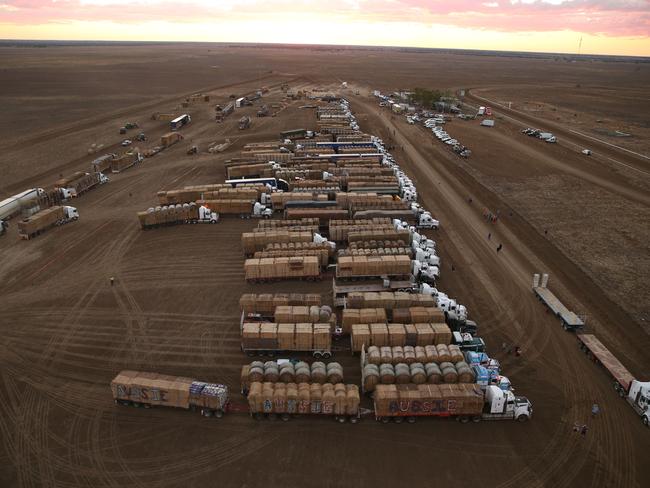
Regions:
[[404, 324, 417, 346], [370, 323, 389, 347], [277, 323, 295, 350], [388, 324, 406, 346], [351, 324, 370, 352], [414, 323, 435, 346]]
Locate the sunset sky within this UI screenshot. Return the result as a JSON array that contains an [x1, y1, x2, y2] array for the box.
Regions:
[[1, 0, 649, 56]]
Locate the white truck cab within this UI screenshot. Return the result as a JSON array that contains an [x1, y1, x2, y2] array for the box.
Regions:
[[314, 233, 336, 251], [63, 206, 79, 220], [252, 202, 273, 218], [628, 381, 650, 426], [414, 248, 440, 267], [484, 386, 532, 421], [418, 212, 439, 230], [198, 205, 219, 223]]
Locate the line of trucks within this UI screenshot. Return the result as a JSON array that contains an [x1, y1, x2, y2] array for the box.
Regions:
[[110, 96, 532, 425]]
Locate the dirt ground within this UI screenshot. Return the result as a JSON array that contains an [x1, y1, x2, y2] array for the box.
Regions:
[[0, 44, 649, 488]]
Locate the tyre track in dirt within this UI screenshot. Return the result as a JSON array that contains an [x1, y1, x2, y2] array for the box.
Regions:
[[352, 95, 641, 487]]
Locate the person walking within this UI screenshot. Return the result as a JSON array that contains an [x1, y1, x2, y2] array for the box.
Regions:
[[488, 232, 491, 240], [497, 244, 503, 253], [580, 424, 588, 438], [110, 277, 115, 287]]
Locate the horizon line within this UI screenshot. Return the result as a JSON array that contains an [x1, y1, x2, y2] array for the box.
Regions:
[[1, 39, 649, 61]]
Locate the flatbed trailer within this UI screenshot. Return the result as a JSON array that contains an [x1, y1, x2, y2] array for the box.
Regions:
[[532, 274, 584, 331], [576, 334, 634, 392], [332, 276, 415, 307], [576, 333, 649, 426]]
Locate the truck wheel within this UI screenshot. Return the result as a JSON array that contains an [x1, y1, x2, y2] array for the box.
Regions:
[[643, 417, 649, 427], [472, 416, 481, 423], [517, 414, 528, 422], [214, 409, 224, 419]]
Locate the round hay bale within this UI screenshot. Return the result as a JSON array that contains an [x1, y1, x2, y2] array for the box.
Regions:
[[448, 345, 464, 363], [414, 346, 427, 364], [264, 360, 278, 370], [367, 346, 381, 365], [322, 383, 335, 393], [456, 361, 474, 383], [441, 364, 458, 383], [424, 345, 439, 363], [394, 363, 411, 384], [248, 366, 264, 383], [264, 367, 279, 383], [250, 361, 265, 370], [312, 361, 326, 371], [319, 306, 332, 322], [403, 346, 416, 364], [327, 370, 343, 384], [379, 364, 396, 384], [309, 305, 321, 323], [411, 367, 427, 384], [295, 367, 311, 384], [311, 368, 327, 384], [279, 362, 295, 373], [326, 362, 342, 373], [426, 363, 442, 384], [380, 346, 393, 364], [295, 361, 309, 371], [436, 344, 451, 363], [279, 369, 295, 383]]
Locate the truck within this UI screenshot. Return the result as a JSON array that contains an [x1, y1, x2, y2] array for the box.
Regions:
[[452, 331, 486, 352], [257, 105, 269, 117], [247, 381, 360, 422], [577, 334, 649, 426], [532, 273, 585, 331], [137, 203, 218, 229], [170, 114, 191, 131], [111, 370, 229, 418], [239, 116, 251, 130], [373, 383, 532, 423], [17, 205, 78, 239], [55, 172, 108, 199], [0, 188, 46, 220], [215, 102, 234, 122]]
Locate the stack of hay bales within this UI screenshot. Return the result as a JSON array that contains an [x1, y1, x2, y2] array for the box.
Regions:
[[241, 361, 344, 392], [350, 323, 452, 351]]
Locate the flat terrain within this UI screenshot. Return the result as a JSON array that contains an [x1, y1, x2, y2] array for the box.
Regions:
[[0, 43, 648, 488]]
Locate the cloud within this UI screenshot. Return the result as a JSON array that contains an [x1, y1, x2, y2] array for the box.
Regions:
[[0, 0, 649, 37]]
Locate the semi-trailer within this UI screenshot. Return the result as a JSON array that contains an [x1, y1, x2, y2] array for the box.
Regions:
[[532, 273, 585, 331], [137, 203, 218, 229], [241, 321, 333, 358], [373, 383, 532, 423], [17, 205, 79, 239], [111, 370, 229, 418], [244, 256, 321, 283], [0, 188, 45, 220], [55, 172, 109, 198], [577, 334, 649, 426], [247, 381, 360, 422], [240, 361, 344, 395]]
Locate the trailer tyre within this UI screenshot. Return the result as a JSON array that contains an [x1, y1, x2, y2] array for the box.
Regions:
[[472, 416, 481, 423], [394, 417, 403, 424], [380, 417, 390, 424], [350, 417, 359, 424], [322, 352, 332, 359], [406, 417, 416, 424], [281, 413, 290, 422], [643, 417, 649, 427], [459, 416, 470, 424], [313, 351, 323, 359], [214, 409, 224, 419]]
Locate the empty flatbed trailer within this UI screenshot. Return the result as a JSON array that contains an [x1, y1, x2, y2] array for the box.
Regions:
[[532, 273, 585, 331]]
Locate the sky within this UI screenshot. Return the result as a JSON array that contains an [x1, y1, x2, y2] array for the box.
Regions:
[[0, 0, 649, 56]]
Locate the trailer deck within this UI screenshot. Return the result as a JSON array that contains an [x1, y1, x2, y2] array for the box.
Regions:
[[533, 286, 584, 330], [577, 334, 634, 392], [332, 276, 415, 307]]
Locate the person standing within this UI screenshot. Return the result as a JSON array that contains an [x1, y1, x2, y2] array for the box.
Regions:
[[591, 403, 600, 418]]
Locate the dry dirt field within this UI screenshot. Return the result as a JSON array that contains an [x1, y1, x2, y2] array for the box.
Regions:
[[0, 43, 649, 488]]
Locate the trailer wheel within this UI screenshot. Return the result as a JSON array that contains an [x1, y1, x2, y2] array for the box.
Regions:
[[350, 416, 359, 424], [517, 414, 529, 422], [337, 416, 346, 423], [394, 417, 404, 424], [313, 351, 323, 359], [406, 417, 416, 424], [380, 417, 390, 424], [322, 352, 332, 359], [214, 409, 224, 419], [281, 413, 290, 422], [459, 416, 470, 424], [201, 409, 212, 417], [472, 416, 481, 423]]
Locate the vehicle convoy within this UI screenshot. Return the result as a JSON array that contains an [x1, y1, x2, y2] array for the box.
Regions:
[[17, 205, 79, 239], [532, 273, 585, 331], [577, 334, 649, 426], [373, 384, 532, 423], [111, 370, 229, 418], [0, 188, 45, 220], [55, 172, 108, 199]]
